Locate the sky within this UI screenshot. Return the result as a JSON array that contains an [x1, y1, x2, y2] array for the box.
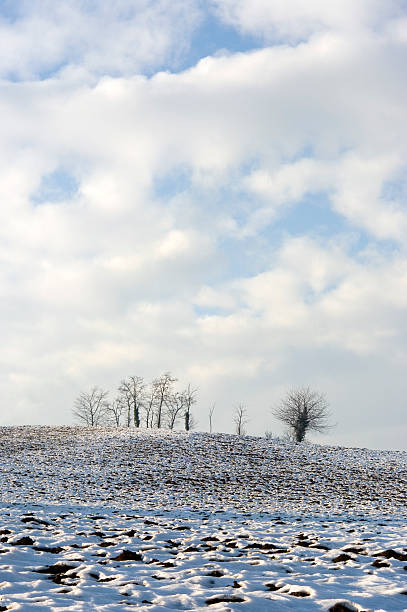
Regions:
[[1, 0, 407, 450]]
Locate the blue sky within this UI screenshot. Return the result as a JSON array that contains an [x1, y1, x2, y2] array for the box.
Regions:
[[0, 0, 407, 449], [180, 13, 261, 70]]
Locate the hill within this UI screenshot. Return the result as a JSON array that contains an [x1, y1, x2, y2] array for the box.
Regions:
[[0, 426, 406, 611]]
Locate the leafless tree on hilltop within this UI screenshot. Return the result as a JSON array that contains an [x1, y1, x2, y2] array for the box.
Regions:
[[209, 403, 215, 433], [106, 397, 124, 427], [165, 391, 185, 430], [273, 386, 332, 442], [73, 387, 109, 427], [153, 372, 177, 429], [233, 403, 249, 436], [183, 384, 197, 432], [118, 376, 146, 428]]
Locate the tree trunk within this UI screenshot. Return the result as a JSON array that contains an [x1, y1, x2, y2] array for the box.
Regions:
[[134, 404, 140, 428]]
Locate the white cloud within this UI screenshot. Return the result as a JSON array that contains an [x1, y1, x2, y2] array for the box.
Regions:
[[0, 0, 202, 79], [0, 2, 407, 448], [332, 153, 407, 241], [243, 152, 407, 243], [211, 0, 404, 42]]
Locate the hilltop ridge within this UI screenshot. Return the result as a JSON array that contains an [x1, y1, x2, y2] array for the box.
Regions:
[[1, 426, 405, 517]]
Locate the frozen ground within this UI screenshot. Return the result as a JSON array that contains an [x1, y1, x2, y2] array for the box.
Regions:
[[0, 427, 406, 611]]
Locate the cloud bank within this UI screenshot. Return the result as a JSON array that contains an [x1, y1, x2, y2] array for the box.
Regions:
[[0, 0, 406, 449]]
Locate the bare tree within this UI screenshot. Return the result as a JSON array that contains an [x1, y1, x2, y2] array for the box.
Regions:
[[233, 403, 248, 436], [106, 397, 124, 427], [73, 387, 109, 426], [153, 372, 177, 429], [118, 376, 145, 428], [273, 386, 332, 442], [165, 391, 185, 430], [209, 403, 215, 433], [187, 413, 198, 431], [143, 382, 158, 428], [183, 384, 197, 432]]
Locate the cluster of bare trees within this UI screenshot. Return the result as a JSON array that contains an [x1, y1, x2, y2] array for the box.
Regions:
[[73, 372, 197, 431], [73, 379, 333, 442]]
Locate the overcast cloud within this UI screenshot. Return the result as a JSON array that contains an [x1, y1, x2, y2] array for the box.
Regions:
[[0, 0, 406, 449]]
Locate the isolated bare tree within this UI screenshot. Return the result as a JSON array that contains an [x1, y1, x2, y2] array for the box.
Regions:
[[273, 386, 332, 442], [153, 372, 177, 428], [106, 397, 124, 427], [165, 391, 185, 430], [73, 387, 109, 426], [118, 376, 145, 428], [209, 403, 215, 433], [233, 403, 248, 436], [183, 384, 197, 432]]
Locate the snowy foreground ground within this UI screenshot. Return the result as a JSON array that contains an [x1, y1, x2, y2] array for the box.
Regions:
[[0, 427, 406, 611]]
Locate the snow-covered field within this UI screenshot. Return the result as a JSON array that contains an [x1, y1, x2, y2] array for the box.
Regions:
[[0, 427, 406, 611]]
